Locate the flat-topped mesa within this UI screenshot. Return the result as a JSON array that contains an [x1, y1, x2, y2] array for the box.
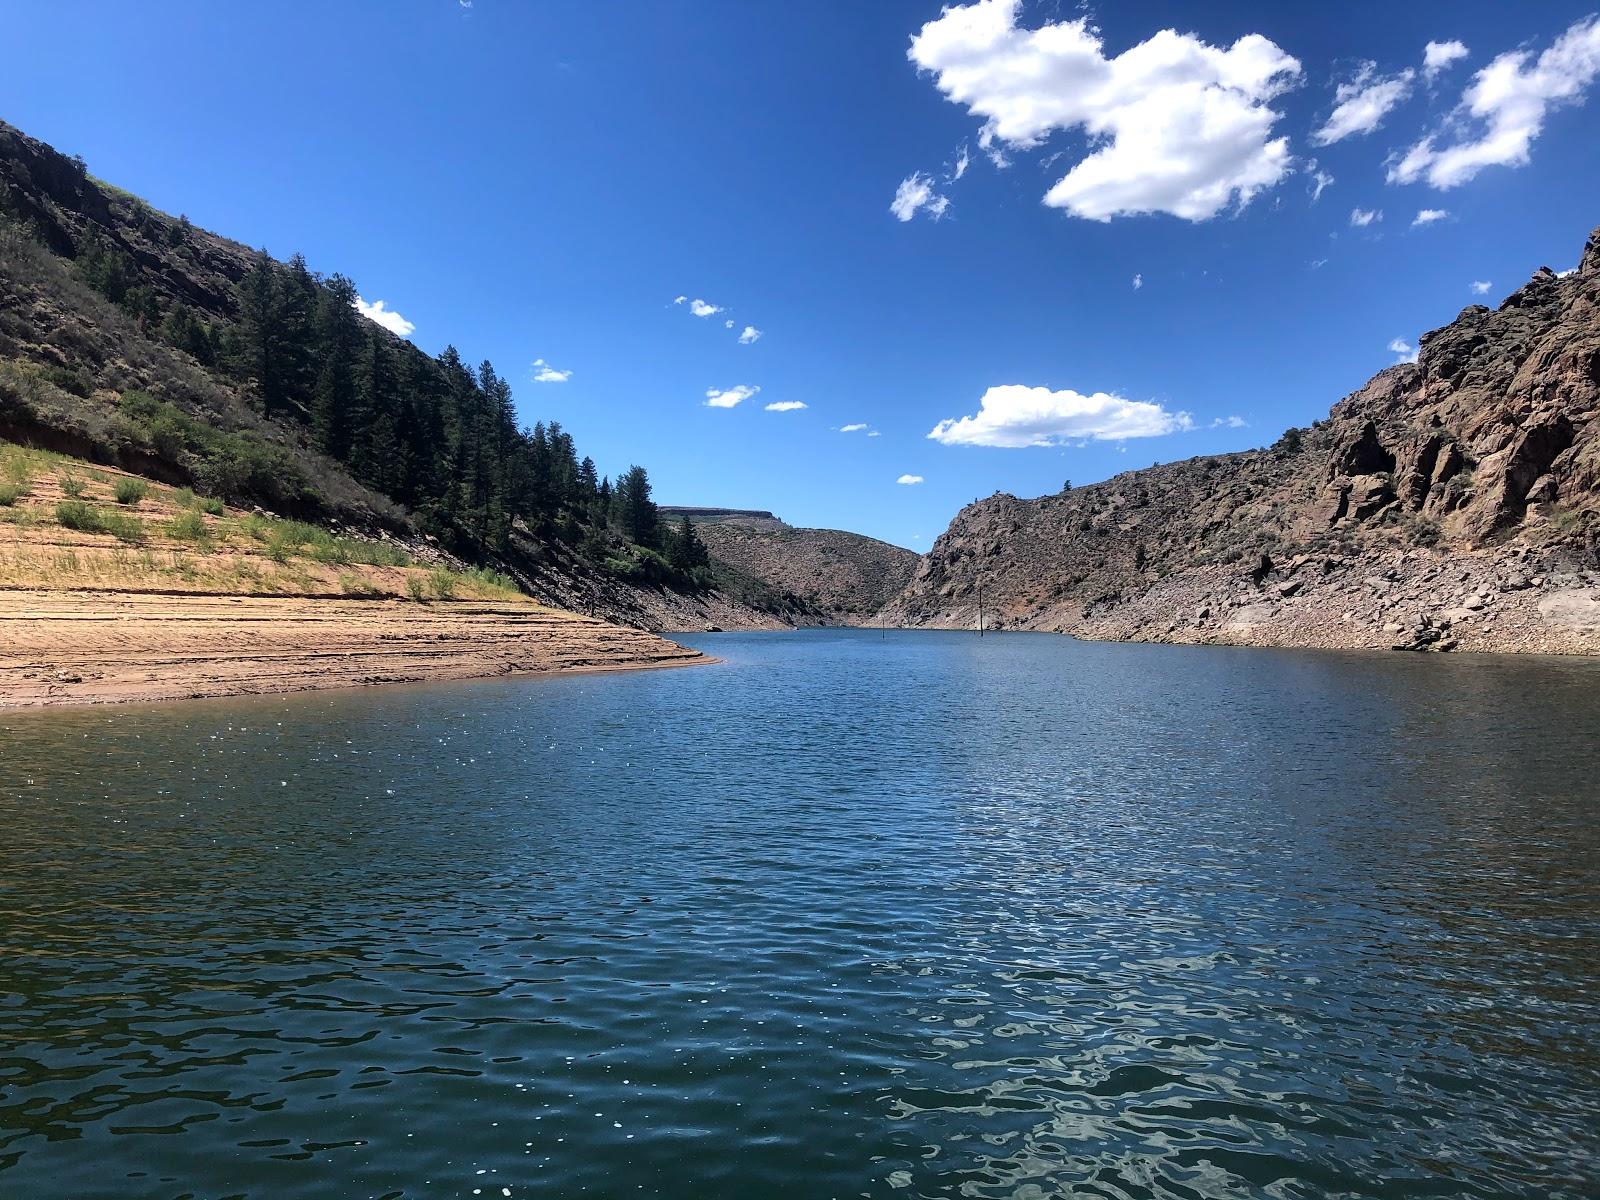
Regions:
[[879, 223, 1600, 655], [659, 506, 787, 529]]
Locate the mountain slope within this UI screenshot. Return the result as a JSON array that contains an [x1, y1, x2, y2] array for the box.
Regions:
[[662, 507, 918, 623], [0, 118, 807, 630], [881, 225, 1600, 654]]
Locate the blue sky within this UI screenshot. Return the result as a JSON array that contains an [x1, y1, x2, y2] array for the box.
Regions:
[[4, 1, 1598, 549]]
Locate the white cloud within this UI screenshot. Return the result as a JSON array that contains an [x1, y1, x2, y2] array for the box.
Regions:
[[1390, 17, 1600, 189], [1424, 39, 1470, 81], [1211, 415, 1248, 428], [867, 430, 881, 437], [531, 357, 571, 383], [907, 0, 1302, 221], [352, 296, 415, 337], [738, 325, 762, 344], [765, 400, 807, 412], [1412, 207, 1449, 226], [1309, 163, 1334, 201], [688, 298, 723, 317], [839, 423, 869, 433], [952, 143, 971, 179], [1312, 63, 1415, 145], [890, 171, 951, 221], [672, 295, 688, 305], [928, 384, 1193, 448], [1350, 206, 1382, 227], [1310, 257, 1329, 269], [1132, 273, 1143, 290], [1470, 279, 1492, 294], [724, 319, 735, 328], [1389, 337, 1419, 363], [897, 474, 925, 485], [704, 384, 759, 409]]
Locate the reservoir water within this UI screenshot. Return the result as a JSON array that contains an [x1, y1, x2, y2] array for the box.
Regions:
[[2, 630, 1598, 1199]]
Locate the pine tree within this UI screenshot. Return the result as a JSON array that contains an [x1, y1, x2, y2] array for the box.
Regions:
[[311, 274, 362, 460], [616, 465, 658, 548], [669, 514, 709, 571]]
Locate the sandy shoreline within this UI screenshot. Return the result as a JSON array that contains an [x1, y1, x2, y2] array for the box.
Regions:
[[0, 590, 709, 709]]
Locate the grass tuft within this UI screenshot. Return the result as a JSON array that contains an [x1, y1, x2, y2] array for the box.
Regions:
[[165, 511, 210, 542]]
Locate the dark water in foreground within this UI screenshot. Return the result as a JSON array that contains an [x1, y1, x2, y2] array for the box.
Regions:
[[2, 630, 1598, 1199]]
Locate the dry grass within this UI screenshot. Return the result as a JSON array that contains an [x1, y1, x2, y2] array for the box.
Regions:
[[0, 440, 526, 602]]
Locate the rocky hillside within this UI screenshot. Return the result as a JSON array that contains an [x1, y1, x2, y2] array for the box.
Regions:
[[881, 225, 1600, 654], [0, 118, 811, 632], [664, 507, 918, 624]]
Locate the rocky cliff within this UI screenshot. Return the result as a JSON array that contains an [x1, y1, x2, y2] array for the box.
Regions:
[[881, 225, 1600, 654], [663, 507, 919, 624]]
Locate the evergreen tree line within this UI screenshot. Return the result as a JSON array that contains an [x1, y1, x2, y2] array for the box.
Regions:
[[74, 235, 715, 577]]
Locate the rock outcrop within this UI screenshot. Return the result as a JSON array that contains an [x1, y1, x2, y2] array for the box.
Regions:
[[880, 224, 1600, 654]]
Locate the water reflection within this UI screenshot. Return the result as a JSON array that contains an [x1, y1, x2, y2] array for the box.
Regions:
[[1, 632, 1597, 1198]]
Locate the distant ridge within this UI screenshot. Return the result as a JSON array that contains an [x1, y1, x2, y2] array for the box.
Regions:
[[664, 507, 919, 624]]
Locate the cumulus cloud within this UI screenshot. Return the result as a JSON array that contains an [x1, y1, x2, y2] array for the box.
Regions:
[[688, 298, 724, 318], [352, 296, 415, 337], [868, 430, 881, 437], [839, 423, 870, 433], [1470, 279, 1492, 294], [1390, 16, 1600, 189], [738, 325, 762, 344], [907, 0, 1302, 221], [704, 384, 759, 409], [531, 357, 571, 383], [1412, 207, 1449, 226], [928, 384, 1193, 448], [765, 400, 807, 412], [1312, 63, 1415, 144], [1132, 273, 1143, 290], [1350, 206, 1382, 227], [1424, 39, 1470, 81], [1389, 337, 1419, 363], [1211, 415, 1248, 428], [672, 295, 688, 304], [897, 474, 925, 485], [890, 171, 951, 221], [724, 319, 735, 328]]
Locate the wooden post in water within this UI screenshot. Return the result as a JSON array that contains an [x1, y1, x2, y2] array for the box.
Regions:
[[977, 575, 984, 637]]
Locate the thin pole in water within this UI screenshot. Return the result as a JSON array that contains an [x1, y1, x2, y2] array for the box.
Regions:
[[977, 576, 983, 637]]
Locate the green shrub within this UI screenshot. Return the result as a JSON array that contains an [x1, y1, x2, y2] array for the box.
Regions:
[[55, 499, 96, 529], [55, 500, 145, 542], [58, 472, 87, 498], [38, 364, 92, 398], [238, 514, 272, 542], [405, 574, 427, 602], [100, 510, 146, 543], [113, 477, 148, 506], [0, 483, 20, 507], [166, 511, 209, 542], [428, 567, 457, 600], [264, 537, 293, 563]]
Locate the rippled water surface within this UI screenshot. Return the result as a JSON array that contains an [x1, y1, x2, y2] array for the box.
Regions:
[[3, 630, 1599, 1199]]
